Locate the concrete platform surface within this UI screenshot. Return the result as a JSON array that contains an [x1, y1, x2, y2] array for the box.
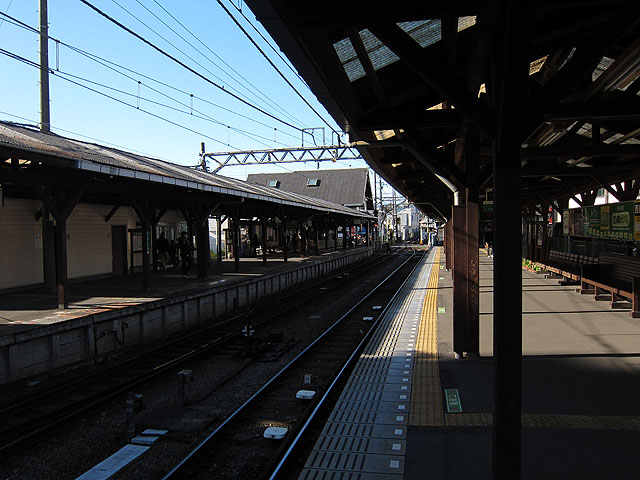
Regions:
[[0, 249, 362, 335], [403, 248, 640, 479]]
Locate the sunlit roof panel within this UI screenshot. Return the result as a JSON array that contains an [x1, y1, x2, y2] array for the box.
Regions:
[[397, 20, 441, 48], [359, 29, 400, 71]]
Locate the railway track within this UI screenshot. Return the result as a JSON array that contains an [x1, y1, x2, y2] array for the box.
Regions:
[[161, 249, 425, 479], [0, 250, 403, 458]]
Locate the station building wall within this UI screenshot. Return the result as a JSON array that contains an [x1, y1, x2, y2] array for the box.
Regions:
[[0, 199, 44, 289], [0, 199, 185, 290]]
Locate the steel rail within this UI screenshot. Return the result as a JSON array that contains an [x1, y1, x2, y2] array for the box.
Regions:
[[161, 249, 424, 479], [268, 248, 429, 478], [0, 251, 393, 456]]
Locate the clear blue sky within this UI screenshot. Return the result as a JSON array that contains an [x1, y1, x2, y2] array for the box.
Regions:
[[0, 0, 398, 192]]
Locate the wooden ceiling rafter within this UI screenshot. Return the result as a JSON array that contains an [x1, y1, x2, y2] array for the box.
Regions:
[[367, 22, 494, 139]]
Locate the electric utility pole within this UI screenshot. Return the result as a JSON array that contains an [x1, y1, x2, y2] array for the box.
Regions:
[[40, 0, 51, 133]]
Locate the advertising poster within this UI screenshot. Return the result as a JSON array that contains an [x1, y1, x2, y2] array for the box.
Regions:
[[636, 202, 640, 241], [564, 201, 639, 241]]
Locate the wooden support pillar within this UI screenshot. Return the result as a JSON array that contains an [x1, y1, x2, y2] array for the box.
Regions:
[[445, 220, 453, 271], [42, 203, 56, 291], [185, 198, 218, 279], [300, 226, 307, 256], [282, 221, 288, 262], [129, 193, 165, 291], [196, 220, 209, 279], [140, 219, 150, 289], [343, 224, 348, 249], [151, 223, 158, 272], [233, 213, 240, 273], [217, 216, 223, 263], [467, 202, 479, 354], [31, 180, 91, 308], [451, 204, 479, 356], [248, 220, 255, 257], [365, 221, 370, 246], [54, 216, 68, 308], [334, 224, 339, 250], [452, 206, 466, 356], [314, 224, 319, 256], [632, 277, 640, 318], [491, 2, 530, 478], [261, 218, 267, 265]]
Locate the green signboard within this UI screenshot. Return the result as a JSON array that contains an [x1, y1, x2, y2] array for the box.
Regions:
[[564, 200, 640, 241], [445, 388, 463, 413]]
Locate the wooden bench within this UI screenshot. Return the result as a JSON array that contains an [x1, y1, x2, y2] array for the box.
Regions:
[[580, 252, 640, 318], [540, 250, 598, 284]]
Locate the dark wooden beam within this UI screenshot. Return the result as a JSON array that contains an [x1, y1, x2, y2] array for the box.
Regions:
[[539, 6, 639, 106], [275, 1, 480, 28], [356, 107, 460, 130], [367, 22, 494, 138], [523, 143, 640, 159], [105, 204, 120, 222], [590, 174, 623, 202], [348, 28, 388, 107], [563, 189, 584, 207], [539, 195, 562, 213]]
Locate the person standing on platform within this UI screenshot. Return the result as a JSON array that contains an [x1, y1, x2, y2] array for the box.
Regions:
[[485, 227, 493, 257], [178, 231, 195, 278], [156, 232, 170, 270]]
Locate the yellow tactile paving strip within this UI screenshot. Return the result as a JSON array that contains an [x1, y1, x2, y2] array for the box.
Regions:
[[410, 247, 640, 431], [410, 248, 444, 426]]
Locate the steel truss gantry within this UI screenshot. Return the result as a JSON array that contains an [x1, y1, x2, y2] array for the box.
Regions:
[[200, 144, 363, 173]]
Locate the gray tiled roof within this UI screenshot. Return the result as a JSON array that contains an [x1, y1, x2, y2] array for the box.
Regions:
[[0, 122, 373, 218], [247, 168, 371, 207]]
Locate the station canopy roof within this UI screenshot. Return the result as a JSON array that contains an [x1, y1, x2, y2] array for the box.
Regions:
[[246, 0, 640, 220], [0, 121, 374, 220]]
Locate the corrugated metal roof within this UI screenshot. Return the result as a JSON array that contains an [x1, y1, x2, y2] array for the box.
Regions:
[[0, 122, 372, 218]]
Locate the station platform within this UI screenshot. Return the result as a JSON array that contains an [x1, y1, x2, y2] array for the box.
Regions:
[[0, 248, 365, 335], [300, 247, 640, 479], [0, 247, 374, 385]]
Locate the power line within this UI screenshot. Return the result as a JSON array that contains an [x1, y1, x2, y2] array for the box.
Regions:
[[61, 41, 301, 142], [78, 0, 304, 132], [138, 0, 306, 127], [110, 0, 303, 128], [0, 0, 13, 29], [0, 110, 177, 162], [0, 10, 301, 145], [230, 1, 310, 91], [0, 47, 237, 149], [53, 67, 285, 149], [217, 0, 339, 137], [3, 46, 283, 149]]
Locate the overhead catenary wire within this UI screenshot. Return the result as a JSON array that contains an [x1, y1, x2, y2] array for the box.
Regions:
[[216, 0, 340, 138], [230, 0, 310, 91], [0, 47, 237, 149], [109, 0, 303, 128], [0, 0, 13, 29], [52, 67, 289, 149], [0, 10, 301, 145], [134, 0, 306, 128], [0, 8, 354, 174], [0, 110, 177, 162], [78, 0, 305, 133]]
